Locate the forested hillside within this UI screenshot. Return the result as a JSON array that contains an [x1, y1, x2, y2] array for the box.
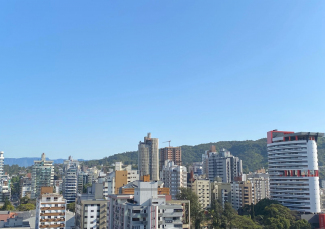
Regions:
[[83, 137, 325, 175]]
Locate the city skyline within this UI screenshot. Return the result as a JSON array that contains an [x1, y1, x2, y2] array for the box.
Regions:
[[1, 1, 324, 160]]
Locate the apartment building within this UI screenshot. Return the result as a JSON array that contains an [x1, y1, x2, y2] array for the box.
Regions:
[[160, 160, 187, 199], [62, 156, 79, 203], [35, 187, 67, 229], [108, 181, 184, 229], [138, 133, 159, 181], [267, 130, 323, 213], [210, 180, 231, 208], [247, 173, 270, 203], [31, 153, 54, 199], [190, 178, 211, 209], [159, 146, 181, 171], [20, 175, 32, 198], [231, 181, 255, 210], [206, 148, 243, 183], [0, 176, 10, 203], [75, 183, 108, 229]]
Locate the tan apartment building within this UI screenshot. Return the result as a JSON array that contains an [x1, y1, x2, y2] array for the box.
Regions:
[[191, 178, 211, 209], [211, 180, 232, 208], [231, 181, 255, 210]]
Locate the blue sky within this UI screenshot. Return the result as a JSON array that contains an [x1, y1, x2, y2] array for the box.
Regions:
[[0, 1, 324, 160]]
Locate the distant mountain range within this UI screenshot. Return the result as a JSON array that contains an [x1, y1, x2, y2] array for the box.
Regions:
[[4, 157, 86, 167]]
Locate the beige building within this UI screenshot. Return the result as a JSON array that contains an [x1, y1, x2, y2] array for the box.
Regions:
[[211, 180, 231, 208], [191, 178, 211, 209], [231, 181, 255, 210], [75, 183, 108, 229], [247, 173, 269, 203], [138, 133, 159, 181], [35, 187, 67, 229]]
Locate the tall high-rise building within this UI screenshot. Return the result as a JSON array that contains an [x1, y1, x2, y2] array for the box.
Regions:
[[159, 146, 181, 171], [31, 153, 54, 199], [203, 147, 243, 183], [267, 130, 323, 213], [161, 160, 187, 199], [138, 133, 159, 181], [62, 156, 79, 203]]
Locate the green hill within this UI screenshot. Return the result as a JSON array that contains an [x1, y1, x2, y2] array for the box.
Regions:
[[83, 137, 325, 178]]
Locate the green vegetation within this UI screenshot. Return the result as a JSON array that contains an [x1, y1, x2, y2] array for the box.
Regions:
[[177, 187, 203, 228], [176, 188, 311, 229], [67, 202, 75, 212], [16, 203, 35, 211], [1, 198, 14, 211]]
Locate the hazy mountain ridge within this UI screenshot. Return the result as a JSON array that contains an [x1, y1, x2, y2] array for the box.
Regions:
[[4, 158, 86, 167]]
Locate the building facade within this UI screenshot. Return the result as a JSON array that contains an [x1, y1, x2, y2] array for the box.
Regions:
[[267, 130, 323, 213], [62, 156, 79, 203], [190, 178, 211, 209], [138, 133, 159, 181], [160, 160, 187, 199], [31, 153, 54, 199], [206, 148, 243, 183], [75, 183, 108, 229], [35, 188, 67, 229], [159, 146, 181, 172], [108, 181, 184, 229], [231, 181, 255, 210], [247, 173, 270, 203]]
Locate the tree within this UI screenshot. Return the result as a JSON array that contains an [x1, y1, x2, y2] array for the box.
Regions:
[[83, 183, 92, 193], [232, 215, 262, 229], [264, 204, 295, 223], [265, 217, 290, 229], [209, 199, 223, 228], [1, 198, 14, 211], [67, 202, 75, 213], [222, 202, 237, 228], [290, 219, 311, 229], [254, 198, 279, 217], [16, 203, 35, 211], [177, 187, 203, 228]]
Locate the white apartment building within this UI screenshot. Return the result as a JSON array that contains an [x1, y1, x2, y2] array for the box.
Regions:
[[31, 153, 54, 199], [161, 160, 187, 199], [108, 181, 185, 229], [267, 130, 323, 213], [35, 190, 67, 229]]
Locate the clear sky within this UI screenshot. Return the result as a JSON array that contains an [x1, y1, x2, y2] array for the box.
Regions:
[[0, 1, 324, 160]]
